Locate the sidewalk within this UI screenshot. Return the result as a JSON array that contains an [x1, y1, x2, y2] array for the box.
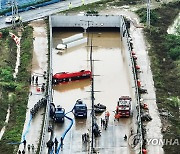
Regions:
[[18, 19, 48, 153]]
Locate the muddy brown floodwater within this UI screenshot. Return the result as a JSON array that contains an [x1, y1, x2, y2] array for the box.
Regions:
[[51, 31, 135, 154]]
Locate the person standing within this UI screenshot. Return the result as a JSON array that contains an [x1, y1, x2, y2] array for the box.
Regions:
[[54, 138, 58, 152], [32, 75, 34, 84], [22, 149, 25, 154], [35, 76, 38, 85], [101, 118, 103, 127], [60, 137, 63, 148], [31, 144, 35, 151], [23, 140, 26, 149]]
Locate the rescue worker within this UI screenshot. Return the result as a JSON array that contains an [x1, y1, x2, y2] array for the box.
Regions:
[[22, 149, 25, 154], [41, 83, 45, 92], [86, 133, 89, 142], [28, 144, 31, 151], [102, 119, 105, 129], [23, 140, 26, 149], [35, 76, 38, 85], [32, 75, 34, 84], [82, 134, 85, 142], [46, 140, 54, 150], [54, 138, 58, 152], [60, 137, 63, 148], [105, 111, 110, 121], [31, 144, 34, 151]]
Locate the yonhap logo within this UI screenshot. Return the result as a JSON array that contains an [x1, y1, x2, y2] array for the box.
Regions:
[[146, 138, 180, 146], [128, 134, 140, 150]]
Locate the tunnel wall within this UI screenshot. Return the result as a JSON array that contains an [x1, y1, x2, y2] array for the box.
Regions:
[[39, 15, 53, 154], [51, 15, 121, 30], [120, 16, 143, 154]]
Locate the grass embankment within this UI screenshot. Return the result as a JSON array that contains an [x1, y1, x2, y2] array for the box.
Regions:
[[62, 0, 142, 14], [0, 29, 18, 130], [136, 1, 180, 153], [0, 25, 33, 154]]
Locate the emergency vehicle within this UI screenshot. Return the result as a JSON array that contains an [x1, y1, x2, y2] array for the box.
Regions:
[[115, 96, 132, 119]]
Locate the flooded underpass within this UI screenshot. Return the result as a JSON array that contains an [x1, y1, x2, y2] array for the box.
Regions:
[[51, 29, 135, 154]]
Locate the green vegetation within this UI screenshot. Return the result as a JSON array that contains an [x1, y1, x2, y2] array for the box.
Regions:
[[0, 26, 33, 154], [136, 1, 180, 153], [62, 0, 142, 14]]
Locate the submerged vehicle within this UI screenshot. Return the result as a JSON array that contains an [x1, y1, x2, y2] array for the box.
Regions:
[[73, 99, 87, 118], [115, 96, 132, 119], [52, 70, 91, 85], [54, 105, 65, 123]]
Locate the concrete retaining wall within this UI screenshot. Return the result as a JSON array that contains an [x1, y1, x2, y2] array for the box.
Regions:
[[51, 15, 122, 29]]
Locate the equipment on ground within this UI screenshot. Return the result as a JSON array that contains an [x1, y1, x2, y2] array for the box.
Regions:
[[115, 96, 132, 120], [94, 103, 106, 113], [73, 99, 87, 118]]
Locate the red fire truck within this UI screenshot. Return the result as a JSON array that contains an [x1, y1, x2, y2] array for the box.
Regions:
[[52, 70, 91, 84], [115, 96, 132, 120]]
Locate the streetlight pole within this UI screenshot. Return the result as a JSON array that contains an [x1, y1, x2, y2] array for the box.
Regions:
[[146, 0, 151, 27], [90, 36, 95, 153]]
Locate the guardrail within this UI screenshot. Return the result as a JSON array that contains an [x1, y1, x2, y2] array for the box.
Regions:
[[120, 16, 143, 154], [39, 16, 53, 154]]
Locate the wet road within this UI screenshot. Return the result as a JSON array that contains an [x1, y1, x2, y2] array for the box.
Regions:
[[51, 31, 135, 153]]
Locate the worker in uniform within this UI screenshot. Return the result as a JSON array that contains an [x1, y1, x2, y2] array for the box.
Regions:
[[23, 140, 26, 149], [60, 137, 63, 148], [54, 138, 58, 152], [105, 111, 110, 121], [35, 76, 38, 85]]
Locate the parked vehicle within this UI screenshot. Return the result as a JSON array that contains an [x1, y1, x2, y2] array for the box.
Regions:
[[115, 96, 132, 120], [54, 105, 65, 123], [73, 99, 87, 118], [5, 16, 20, 23], [52, 70, 91, 85]]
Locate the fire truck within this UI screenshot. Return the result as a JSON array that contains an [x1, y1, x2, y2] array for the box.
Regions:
[[52, 70, 91, 84], [115, 96, 132, 120]]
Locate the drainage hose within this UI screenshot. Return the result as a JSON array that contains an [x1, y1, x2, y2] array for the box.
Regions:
[[56, 115, 74, 154]]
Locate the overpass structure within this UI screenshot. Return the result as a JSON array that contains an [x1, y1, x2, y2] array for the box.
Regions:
[[39, 15, 143, 154]]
